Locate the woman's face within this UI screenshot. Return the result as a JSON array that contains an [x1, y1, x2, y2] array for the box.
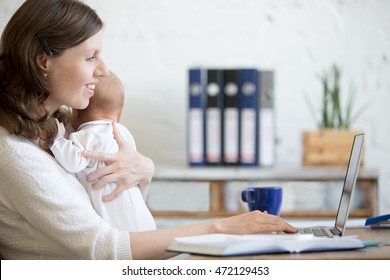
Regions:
[[44, 31, 108, 113]]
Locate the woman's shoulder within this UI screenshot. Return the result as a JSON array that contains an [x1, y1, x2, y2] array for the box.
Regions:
[[0, 126, 33, 155], [1, 126, 44, 156], [0, 126, 62, 172], [0, 126, 89, 201]]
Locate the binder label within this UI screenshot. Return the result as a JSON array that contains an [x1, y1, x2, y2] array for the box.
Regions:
[[260, 108, 275, 166], [224, 108, 239, 162], [206, 108, 221, 162], [240, 108, 256, 163], [189, 109, 204, 162]]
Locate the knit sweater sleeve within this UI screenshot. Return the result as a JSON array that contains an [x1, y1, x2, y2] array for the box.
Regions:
[[0, 129, 132, 259]]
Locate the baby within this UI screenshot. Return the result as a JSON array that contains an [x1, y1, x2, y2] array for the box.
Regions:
[[50, 71, 156, 232]]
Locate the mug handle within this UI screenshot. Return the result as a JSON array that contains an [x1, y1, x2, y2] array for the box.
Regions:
[[241, 188, 255, 203]]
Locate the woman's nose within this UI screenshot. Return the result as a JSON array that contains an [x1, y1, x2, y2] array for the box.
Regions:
[[94, 58, 109, 78]]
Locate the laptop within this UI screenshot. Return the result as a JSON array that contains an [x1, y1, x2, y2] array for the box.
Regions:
[[295, 133, 365, 238]]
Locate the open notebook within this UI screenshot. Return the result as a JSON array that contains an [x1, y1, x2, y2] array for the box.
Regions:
[[166, 234, 364, 256]]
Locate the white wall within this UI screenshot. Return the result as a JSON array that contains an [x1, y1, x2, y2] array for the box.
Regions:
[[2, 0, 390, 214]]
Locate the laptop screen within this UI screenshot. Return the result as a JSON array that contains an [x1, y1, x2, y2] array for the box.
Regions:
[[335, 134, 364, 234]]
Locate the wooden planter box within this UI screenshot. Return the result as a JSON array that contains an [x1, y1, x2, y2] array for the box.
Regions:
[[302, 130, 365, 166]]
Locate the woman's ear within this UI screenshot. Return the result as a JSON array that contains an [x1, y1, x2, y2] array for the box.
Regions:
[[37, 53, 50, 74]]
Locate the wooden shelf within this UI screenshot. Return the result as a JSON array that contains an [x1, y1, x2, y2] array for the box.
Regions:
[[150, 165, 379, 218]]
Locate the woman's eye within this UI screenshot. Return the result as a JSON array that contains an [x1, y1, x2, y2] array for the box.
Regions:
[[87, 57, 95, 62]]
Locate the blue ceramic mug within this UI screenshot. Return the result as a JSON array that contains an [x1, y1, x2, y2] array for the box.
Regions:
[[241, 187, 283, 215]]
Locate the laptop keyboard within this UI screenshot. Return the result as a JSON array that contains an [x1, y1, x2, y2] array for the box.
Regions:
[[297, 227, 339, 238]]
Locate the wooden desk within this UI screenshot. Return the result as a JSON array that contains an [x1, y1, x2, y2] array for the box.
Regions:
[[186, 228, 390, 260], [151, 166, 379, 218]]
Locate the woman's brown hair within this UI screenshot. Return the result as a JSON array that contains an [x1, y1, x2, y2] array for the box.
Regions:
[[0, 0, 103, 146]]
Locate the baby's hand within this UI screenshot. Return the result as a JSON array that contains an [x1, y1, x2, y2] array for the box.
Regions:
[[55, 119, 65, 139]]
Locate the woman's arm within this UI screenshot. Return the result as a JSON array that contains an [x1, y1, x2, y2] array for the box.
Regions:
[[83, 123, 154, 201], [129, 211, 298, 260]]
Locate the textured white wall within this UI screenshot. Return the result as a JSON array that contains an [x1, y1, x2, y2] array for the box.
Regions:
[[1, 0, 389, 214]]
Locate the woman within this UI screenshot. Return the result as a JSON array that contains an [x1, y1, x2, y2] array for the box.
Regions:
[[0, 0, 296, 260]]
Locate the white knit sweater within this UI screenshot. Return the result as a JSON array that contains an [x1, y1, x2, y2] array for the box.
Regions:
[[0, 126, 131, 259]]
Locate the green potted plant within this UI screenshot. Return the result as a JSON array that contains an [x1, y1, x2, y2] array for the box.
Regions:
[[302, 64, 366, 166]]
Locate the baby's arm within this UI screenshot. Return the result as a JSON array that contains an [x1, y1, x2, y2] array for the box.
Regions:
[[50, 121, 91, 173]]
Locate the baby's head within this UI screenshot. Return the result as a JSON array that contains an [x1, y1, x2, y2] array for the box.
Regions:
[[72, 71, 125, 129]]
